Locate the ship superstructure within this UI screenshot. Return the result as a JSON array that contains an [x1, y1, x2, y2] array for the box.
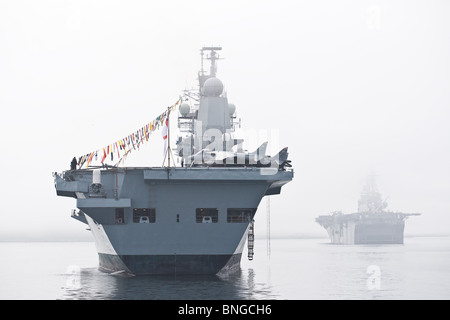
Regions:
[[53, 47, 293, 275], [316, 175, 419, 244]]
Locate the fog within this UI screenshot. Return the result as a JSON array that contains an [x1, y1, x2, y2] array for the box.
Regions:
[[0, 0, 449, 241]]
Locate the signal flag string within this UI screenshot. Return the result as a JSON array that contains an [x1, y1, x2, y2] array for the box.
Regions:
[[76, 98, 181, 169]]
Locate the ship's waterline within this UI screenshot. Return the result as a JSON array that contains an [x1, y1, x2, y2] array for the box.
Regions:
[[84, 208, 251, 275]]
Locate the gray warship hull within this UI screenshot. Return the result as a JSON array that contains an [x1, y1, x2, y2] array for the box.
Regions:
[[354, 219, 405, 244], [316, 212, 415, 245], [55, 166, 292, 275], [316, 174, 420, 245], [54, 47, 294, 275]]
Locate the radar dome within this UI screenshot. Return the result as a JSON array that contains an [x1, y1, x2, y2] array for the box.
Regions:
[[228, 103, 236, 115], [202, 77, 223, 97], [179, 103, 190, 116]]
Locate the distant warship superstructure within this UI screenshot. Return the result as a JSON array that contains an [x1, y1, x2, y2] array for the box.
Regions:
[[316, 175, 419, 244], [53, 47, 293, 275]]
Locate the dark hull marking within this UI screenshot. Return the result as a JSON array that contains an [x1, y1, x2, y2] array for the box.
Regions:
[[99, 253, 242, 275]]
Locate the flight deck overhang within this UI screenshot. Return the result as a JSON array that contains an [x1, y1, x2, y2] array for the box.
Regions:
[[143, 167, 293, 182], [53, 173, 89, 198]]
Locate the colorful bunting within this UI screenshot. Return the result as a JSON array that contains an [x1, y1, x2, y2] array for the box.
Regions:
[[77, 99, 181, 169]]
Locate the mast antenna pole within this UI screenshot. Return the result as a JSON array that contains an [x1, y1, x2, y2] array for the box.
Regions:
[[162, 106, 176, 168]]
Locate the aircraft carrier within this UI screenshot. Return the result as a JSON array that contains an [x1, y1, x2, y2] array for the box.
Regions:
[[53, 47, 293, 275], [316, 176, 420, 244]]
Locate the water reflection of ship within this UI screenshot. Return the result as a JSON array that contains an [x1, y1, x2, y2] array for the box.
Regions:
[[60, 267, 273, 300], [316, 175, 420, 244]]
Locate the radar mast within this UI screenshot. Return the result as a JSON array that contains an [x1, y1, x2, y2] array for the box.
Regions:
[[198, 46, 222, 92]]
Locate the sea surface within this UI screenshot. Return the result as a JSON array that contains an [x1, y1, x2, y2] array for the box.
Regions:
[[0, 237, 449, 300]]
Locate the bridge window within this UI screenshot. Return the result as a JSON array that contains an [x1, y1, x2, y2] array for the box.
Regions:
[[227, 208, 256, 223], [196, 208, 218, 223], [133, 208, 156, 223]]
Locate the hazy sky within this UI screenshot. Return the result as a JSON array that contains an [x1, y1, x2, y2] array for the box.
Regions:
[[0, 0, 449, 241]]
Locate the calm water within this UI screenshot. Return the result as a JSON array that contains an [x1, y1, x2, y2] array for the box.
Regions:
[[0, 237, 449, 300]]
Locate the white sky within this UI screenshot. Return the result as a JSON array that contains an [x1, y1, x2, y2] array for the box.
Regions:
[[0, 0, 449, 240]]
